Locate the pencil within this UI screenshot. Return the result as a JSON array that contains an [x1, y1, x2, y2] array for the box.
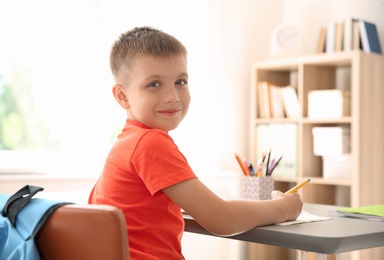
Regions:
[[269, 155, 283, 175], [285, 178, 311, 194], [234, 153, 250, 176], [265, 149, 271, 176]]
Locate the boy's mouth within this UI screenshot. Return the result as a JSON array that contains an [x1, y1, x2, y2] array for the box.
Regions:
[[159, 109, 181, 116]]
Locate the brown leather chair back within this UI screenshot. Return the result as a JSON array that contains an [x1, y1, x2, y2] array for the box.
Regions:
[[36, 204, 129, 260]]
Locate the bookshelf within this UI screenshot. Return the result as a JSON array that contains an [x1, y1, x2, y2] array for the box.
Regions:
[[248, 51, 384, 260]]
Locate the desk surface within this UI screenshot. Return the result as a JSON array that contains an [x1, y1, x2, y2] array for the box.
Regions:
[[183, 204, 384, 254]]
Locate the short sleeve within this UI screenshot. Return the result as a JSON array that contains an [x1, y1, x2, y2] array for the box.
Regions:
[[131, 130, 196, 195]]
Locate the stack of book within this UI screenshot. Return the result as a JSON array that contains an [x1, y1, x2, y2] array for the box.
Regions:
[[316, 17, 382, 55], [257, 81, 301, 119]]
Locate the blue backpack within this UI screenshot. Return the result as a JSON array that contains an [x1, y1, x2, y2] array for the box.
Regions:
[[0, 185, 69, 260]]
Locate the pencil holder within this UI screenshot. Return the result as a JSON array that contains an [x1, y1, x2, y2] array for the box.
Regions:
[[242, 176, 274, 200]]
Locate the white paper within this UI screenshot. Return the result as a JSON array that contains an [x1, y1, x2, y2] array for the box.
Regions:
[[277, 210, 332, 226]]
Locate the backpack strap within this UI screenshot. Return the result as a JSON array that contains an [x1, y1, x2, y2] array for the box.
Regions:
[[1, 185, 72, 240], [1, 185, 44, 226]]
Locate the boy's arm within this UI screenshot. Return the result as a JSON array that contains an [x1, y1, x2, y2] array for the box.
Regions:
[[163, 178, 302, 236]]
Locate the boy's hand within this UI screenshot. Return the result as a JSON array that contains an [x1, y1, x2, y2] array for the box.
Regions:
[[271, 190, 303, 221]]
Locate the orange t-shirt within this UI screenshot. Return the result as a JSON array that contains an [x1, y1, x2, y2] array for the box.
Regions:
[[89, 120, 197, 259]]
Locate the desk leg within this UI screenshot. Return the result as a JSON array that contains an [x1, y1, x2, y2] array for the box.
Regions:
[[316, 254, 327, 260], [316, 254, 340, 260], [300, 251, 334, 260]]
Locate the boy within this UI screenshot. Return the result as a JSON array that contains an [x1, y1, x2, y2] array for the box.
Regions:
[[89, 26, 302, 260]]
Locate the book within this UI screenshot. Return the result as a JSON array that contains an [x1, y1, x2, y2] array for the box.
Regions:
[[267, 83, 274, 118], [257, 81, 270, 118], [281, 86, 301, 118], [343, 18, 353, 51], [316, 27, 326, 53], [269, 84, 284, 118], [257, 82, 265, 118], [329, 204, 384, 222], [352, 20, 362, 50], [335, 22, 343, 52], [343, 17, 359, 51], [325, 23, 336, 53], [359, 20, 382, 54]]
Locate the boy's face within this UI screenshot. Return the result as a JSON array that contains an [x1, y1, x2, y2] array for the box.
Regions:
[[119, 54, 190, 132]]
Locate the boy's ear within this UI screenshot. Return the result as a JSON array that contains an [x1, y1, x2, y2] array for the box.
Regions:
[[112, 84, 130, 109]]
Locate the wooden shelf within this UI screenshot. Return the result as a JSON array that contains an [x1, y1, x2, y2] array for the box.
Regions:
[[253, 117, 352, 125], [248, 51, 384, 260]]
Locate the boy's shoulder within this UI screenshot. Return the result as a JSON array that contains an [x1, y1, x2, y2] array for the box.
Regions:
[[137, 128, 172, 143], [119, 123, 172, 144]]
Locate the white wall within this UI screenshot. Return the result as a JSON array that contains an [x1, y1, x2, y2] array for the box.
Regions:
[[172, 0, 286, 175], [2, 0, 382, 178], [209, 0, 384, 174]]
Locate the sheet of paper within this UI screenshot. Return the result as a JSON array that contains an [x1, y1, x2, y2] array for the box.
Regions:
[[277, 210, 332, 226], [327, 204, 384, 222]]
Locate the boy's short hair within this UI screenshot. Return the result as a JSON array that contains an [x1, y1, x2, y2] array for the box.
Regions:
[[110, 26, 187, 85]]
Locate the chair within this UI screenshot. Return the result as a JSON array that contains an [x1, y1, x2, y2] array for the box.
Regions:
[[36, 204, 129, 260]]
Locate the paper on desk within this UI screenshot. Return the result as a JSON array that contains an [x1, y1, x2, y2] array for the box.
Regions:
[[277, 210, 332, 226], [328, 204, 384, 222]]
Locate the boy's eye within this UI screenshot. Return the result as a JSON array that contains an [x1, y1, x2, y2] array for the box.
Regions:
[[176, 80, 187, 86], [148, 82, 160, 88]]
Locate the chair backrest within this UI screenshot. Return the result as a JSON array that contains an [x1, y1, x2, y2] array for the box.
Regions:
[[36, 204, 129, 260]]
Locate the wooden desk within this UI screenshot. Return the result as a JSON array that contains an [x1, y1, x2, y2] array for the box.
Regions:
[[183, 204, 384, 259]]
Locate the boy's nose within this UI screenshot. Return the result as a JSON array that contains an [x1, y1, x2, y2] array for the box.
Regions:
[[164, 88, 179, 103]]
